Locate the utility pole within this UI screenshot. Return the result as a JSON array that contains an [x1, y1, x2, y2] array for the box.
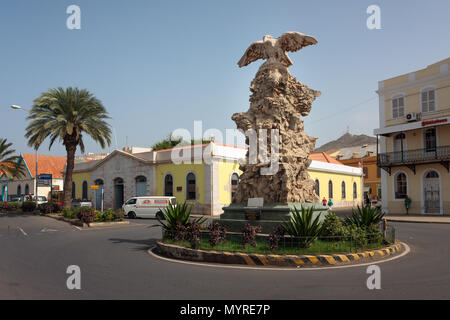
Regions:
[[10, 105, 39, 205]]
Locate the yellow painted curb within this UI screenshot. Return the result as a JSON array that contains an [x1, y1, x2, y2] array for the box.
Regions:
[[155, 241, 404, 268]]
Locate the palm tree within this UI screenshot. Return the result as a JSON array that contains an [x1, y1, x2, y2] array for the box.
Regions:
[[25, 87, 112, 209], [0, 138, 26, 178]]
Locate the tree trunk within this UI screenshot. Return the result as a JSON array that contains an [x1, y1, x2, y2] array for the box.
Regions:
[[63, 143, 77, 209]]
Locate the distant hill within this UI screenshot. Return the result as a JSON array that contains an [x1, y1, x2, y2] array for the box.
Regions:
[[315, 133, 377, 153]]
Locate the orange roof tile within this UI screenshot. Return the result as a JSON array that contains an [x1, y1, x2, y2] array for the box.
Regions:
[[308, 152, 343, 165], [22, 154, 67, 179]]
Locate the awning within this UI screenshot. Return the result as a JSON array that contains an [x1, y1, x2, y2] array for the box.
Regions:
[[374, 116, 450, 136]]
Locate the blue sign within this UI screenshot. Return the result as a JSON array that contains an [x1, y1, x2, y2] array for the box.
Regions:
[[38, 174, 52, 180]]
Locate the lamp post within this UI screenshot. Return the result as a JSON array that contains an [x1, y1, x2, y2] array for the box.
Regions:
[[10, 105, 39, 205]]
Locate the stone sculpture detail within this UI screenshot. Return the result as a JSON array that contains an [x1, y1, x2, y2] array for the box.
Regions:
[[232, 31, 321, 204]]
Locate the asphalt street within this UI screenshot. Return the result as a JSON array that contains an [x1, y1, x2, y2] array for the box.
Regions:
[[0, 213, 449, 299]]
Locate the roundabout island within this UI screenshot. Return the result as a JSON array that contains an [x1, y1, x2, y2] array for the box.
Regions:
[[153, 240, 406, 268]]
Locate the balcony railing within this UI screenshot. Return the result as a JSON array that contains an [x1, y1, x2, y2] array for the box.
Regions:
[[377, 145, 450, 169]]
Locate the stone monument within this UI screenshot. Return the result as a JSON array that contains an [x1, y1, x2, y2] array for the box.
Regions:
[[219, 32, 326, 233]]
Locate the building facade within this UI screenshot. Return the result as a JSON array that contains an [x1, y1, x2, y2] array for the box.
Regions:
[[374, 58, 450, 215], [308, 152, 363, 208], [71, 145, 363, 215], [333, 144, 381, 203], [0, 154, 65, 201]]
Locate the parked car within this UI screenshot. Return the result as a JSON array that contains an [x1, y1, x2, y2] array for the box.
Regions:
[[71, 200, 93, 207], [122, 196, 177, 219], [12, 195, 47, 204], [32, 196, 48, 205]]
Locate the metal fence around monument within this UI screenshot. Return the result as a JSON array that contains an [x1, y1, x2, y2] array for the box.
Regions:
[[165, 224, 396, 256]]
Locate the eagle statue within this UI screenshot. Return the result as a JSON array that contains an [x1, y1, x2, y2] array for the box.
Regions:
[[237, 31, 317, 68]]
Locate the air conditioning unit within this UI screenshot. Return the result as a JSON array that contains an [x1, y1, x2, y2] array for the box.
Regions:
[[406, 112, 419, 122]]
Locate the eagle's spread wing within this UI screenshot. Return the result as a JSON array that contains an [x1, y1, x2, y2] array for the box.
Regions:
[[279, 31, 317, 53], [237, 41, 265, 68]]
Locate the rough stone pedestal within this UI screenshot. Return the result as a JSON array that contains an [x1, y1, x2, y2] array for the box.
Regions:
[[218, 203, 328, 234]]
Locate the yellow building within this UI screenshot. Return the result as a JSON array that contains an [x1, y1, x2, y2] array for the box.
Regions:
[[71, 144, 363, 215], [308, 152, 363, 207], [374, 58, 450, 215]]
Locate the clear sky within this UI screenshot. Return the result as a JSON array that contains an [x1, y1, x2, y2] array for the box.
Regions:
[[1, 0, 449, 156]]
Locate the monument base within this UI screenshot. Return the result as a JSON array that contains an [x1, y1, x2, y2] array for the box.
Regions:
[[217, 203, 329, 234]]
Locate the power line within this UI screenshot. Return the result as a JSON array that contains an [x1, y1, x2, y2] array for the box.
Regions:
[[308, 96, 377, 124]]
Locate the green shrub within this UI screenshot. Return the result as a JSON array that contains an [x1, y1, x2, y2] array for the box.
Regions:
[[345, 224, 368, 248], [62, 208, 77, 219], [91, 209, 123, 222], [22, 201, 36, 212], [365, 224, 384, 244], [0, 201, 21, 212], [102, 210, 114, 221], [282, 206, 323, 248], [38, 202, 62, 214], [156, 202, 206, 239], [0, 201, 12, 212], [8, 202, 21, 211], [93, 210, 103, 222], [344, 205, 385, 228], [321, 213, 347, 241]]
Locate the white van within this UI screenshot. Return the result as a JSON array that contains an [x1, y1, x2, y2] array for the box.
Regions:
[[122, 196, 177, 219]]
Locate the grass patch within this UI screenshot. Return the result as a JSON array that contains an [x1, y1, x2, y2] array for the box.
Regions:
[[163, 235, 385, 255]]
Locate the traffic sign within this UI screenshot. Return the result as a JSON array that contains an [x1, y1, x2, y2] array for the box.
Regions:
[[37, 174, 52, 180]]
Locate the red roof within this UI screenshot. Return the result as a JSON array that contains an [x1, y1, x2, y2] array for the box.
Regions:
[[308, 152, 343, 165], [22, 154, 67, 179]]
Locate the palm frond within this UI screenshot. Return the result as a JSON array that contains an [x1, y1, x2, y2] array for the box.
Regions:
[[0, 138, 27, 178]]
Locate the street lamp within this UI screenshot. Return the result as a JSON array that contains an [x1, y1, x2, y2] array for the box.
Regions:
[[10, 105, 39, 205]]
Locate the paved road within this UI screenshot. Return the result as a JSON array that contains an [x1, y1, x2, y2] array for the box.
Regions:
[[1, 213, 449, 299]]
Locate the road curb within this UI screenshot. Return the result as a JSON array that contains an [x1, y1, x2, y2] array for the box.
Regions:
[[386, 217, 450, 224], [44, 214, 129, 228], [155, 241, 404, 268]]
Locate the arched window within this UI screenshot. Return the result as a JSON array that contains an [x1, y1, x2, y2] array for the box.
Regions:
[[17, 185, 22, 197], [164, 174, 174, 196], [72, 182, 76, 199], [82, 181, 88, 200], [231, 173, 239, 200], [328, 181, 333, 199], [341, 181, 346, 199], [186, 173, 196, 200], [425, 170, 439, 179], [25, 184, 29, 195], [395, 173, 407, 199], [314, 179, 320, 196], [135, 176, 147, 197], [353, 182, 357, 199]]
